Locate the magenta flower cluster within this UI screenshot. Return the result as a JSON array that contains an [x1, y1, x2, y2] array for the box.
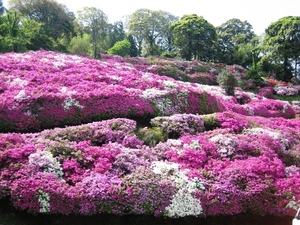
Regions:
[[0, 50, 296, 132], [0, 50, 300, 218]]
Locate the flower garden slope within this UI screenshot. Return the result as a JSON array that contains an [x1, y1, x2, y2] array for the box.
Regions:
[[0, 114, 299, 217], [0, 50, 295, 132], [0, 51, 225, 132]]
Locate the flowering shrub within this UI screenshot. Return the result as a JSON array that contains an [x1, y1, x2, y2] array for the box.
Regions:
[[274, 85, 299, 96], [1, 51, 300, 219], [258, 87, 275, 99], [151, 113, 205, 138]]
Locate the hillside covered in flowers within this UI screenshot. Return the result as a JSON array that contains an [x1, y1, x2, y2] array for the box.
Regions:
[[0, 50, 300, 219]]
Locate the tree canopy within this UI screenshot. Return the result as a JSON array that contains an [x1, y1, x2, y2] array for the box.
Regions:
[[171, 14, 217, 60], [0, 0, 5, 15], [263, 16, 300, 80], [127, 8, 178, 56], [216, 18, 257, 67], [76, 7, 108, 58], [0, 11, 48, 52], [1, 2, 300, 82], [8, 0, 75, 41]]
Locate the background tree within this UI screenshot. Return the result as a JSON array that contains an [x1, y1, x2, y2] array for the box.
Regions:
[[107, 21, 126, 49], [67, 33, 91, 56], [0, 0, 5, 15], [8, 0, 75, 46], [171, 14, 217, 60], [155, 11, 178, 54], [76, 7, 108, 58], [0, 11, 45, 52], [127, 8, 178, 56], [216, 18, 256, 67], [263, 16, 300, 81], [0, 11, 21, 52], [127, 34, 138, 57]]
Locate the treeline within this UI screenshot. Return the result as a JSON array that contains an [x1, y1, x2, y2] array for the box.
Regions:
[[0, 0, 299, 81]]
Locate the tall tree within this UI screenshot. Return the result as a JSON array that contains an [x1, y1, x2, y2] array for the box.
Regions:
[[157, 11, 178, 53], [171, 14, 217, 60], [108, 21, 125, 48], [127, 34, 138, 57], [0, 11, 46, 52], [76, 7, 108, 58], [127, 8, 178, 56], [263, 16, 300, 80], [216, 18, 256, 67], [0, 0, 5, 15], [8, 0, 75, 41]]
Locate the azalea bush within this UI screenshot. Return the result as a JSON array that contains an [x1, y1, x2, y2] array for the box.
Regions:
[[1, 114, 299, 217], [0, 50, 300, 219]]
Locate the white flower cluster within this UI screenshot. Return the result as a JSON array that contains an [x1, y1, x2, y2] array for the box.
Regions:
[[151, 161, 204, 217], [210, 134, 238, 158], [244, 127, 290, 151], [60, 86, 77, 95], [37, 190, 50, 213], [53, 53, 82, 66], [152, 161, 179, 176], [63, 97, 84, 111], [188, 140, 201, 150], [163, 80, 178, 89], [286, 196, 300, 211], [164, 189, 203, 218], [29, 150, 63, 178], [141, 88, 169, 100], [53, 61, 66, 68], [292, 101, 300, 113], [110, 75, 122, 82], [10, 78, 28, 87], [274, 86, 299, 96], [14, 89, 29, 102], [155, 97, 173, 115]]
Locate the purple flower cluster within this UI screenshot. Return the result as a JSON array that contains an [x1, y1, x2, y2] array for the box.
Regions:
[[151, 113, 205, 138], [0, 50, 296, 132], [274, 85, 300, 96], [1, 50, 300, 218]]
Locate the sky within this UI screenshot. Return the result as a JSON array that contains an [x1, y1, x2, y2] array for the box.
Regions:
[[2, 0, 300, 35]]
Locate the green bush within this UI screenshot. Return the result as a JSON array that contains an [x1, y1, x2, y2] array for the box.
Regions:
[[107, 39, 131, 57], [216, 70, 237, 96], [136, 127, 166, 147], [68, 34, 92, 57], [201, 114, 219, 130]]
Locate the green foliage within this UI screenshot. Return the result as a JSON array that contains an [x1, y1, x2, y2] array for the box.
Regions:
[[9, 0, 75, 40], [127, 8, 178, 57], [68, 33, 91, 56], [246, 65, 267, 86], [107, 39, 131, 57], [0, 0, 4, 15], [136, 127, 166, 147], [263, 16, 300, 81], [171, 14, 217, 61], [108, 21, 126, 48], [201, 114, 219, 130], [216, 18, 257, 67], [160, 51, 177, 58], [76, 7, 108, 58], [217, 70, 237, 96], [0, 11, 50, 52], [127, 34, 138, 57]]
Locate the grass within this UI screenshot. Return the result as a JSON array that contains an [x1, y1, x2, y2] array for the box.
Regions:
[[274, 95, 300, 103]]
